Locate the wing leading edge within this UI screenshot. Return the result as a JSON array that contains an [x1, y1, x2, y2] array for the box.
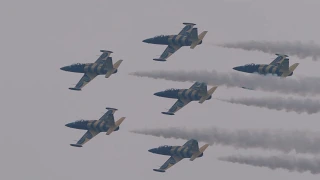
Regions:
[[162, 98, 191, 115], [95, 50, 113, 64], [153, 155, 183, 172], [69, 72, 98, 91], [270, 54, 288, 66], [153, 44, 182, 61], [70, 129, 100, 147]]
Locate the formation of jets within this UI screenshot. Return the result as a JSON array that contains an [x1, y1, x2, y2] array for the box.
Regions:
[[60, 22, 300, 172]]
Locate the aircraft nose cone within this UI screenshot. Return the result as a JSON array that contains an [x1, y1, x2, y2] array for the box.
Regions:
[[143, 38, 152, 43], [60, 66, 69, 71], [232, 66, 244, 72], [153, 91, 165, 97], [153, 92, 161, 96], [148, 148, 157, 153], [65, 123, 72, 128]]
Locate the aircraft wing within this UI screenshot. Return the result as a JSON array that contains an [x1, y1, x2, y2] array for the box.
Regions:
[[153, 155, 183, 172], [162, 98, 191, 115], [70, 129, 100, 147], [189, 82, 207, 91], [95, 50, 113, 64], [98, 109, 117, 126], [178, 23, 196, 36], [182, 139, 199, 152], [189, 82, 207, 95], [269, 54, 288, 66], [153, 44, 182, 61], [69, 72, 97, 91]]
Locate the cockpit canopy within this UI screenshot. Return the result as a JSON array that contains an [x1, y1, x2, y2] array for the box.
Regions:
[[73, 119, 88, 125], [244, 63, 256, 67], [151, 35, 170, 42], [153, 35, 169, 38], [158, 145, 171, 148], [70, 63, 85, 66], [164, 88, 179, 92]]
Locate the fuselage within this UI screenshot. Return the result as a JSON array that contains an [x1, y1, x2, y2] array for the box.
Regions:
[[233, 63, 293, 77], [65, 120, 119, 132], [154, 88, 212, 101], [60, 63, 117, 75], [148, 145, 203, 158], [143, 35, 202, 46]]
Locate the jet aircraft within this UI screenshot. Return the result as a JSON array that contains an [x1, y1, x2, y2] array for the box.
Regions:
[[65, 107, 125, 147], [148, 139, 209, 172], [154, 82, 218, 115], [142, 23, 207, 61], [232, 54, 299, 77], [60, 50, 123, 91]]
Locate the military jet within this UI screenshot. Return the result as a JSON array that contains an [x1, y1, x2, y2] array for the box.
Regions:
[[148, 139, 209, 172], [60, 50, 123, 91], [142, 23, 207, 61], [154, 82, 218, 115], [65, 107, 125, 147], [232, 54, 299, 77]]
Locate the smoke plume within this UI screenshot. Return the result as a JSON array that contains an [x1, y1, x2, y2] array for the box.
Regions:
[[219, 154, 320, 174], [131, 127, 320, 154], [130, 70, 320, 96], [217, 40, 320, 60], [216, 97, 320, 114]]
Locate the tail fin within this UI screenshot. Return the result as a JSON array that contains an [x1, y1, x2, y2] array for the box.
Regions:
[[289, 63, 299, 72], [281, 63, 299, 77], [199, 86, 218, 104], [190, 144, 210, 161], [190, 31, 208, 49], [105, 59, 123, 78], [106, 117, 125, 135]]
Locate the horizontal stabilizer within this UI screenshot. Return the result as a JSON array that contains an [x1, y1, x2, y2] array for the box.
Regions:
[[105, 60, 123, 78], [289, 63, 299, 72], [69, 87, 81, 91], [162, 112, 174, 115], [113, 59, 123, 69], [100, 50, 113, 53], [183, 22, 196, 26], [281, 63, 299, 77], [153, 169, 165, 173], [106, 117, 126, 135], [190, 31, 208, 49], [106, 107, 118, 111], [190, 144, 209, 161], [199, 86, 218, 104], [153, 58, 166, 62], [70, 144, 82, 147]]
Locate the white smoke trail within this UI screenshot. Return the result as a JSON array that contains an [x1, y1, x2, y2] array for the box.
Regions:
[[130, 70, 320, 96], [219, 154, 320, 174], [131, 127, 320, 154], [216, 97, 320, 114], [216, 40, 320, 60]]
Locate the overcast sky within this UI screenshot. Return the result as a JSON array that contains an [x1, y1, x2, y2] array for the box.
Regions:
[[2, 0, 320, 179]]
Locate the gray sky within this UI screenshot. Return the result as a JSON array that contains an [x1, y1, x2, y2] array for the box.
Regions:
[[1, 0, 320, 179]]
